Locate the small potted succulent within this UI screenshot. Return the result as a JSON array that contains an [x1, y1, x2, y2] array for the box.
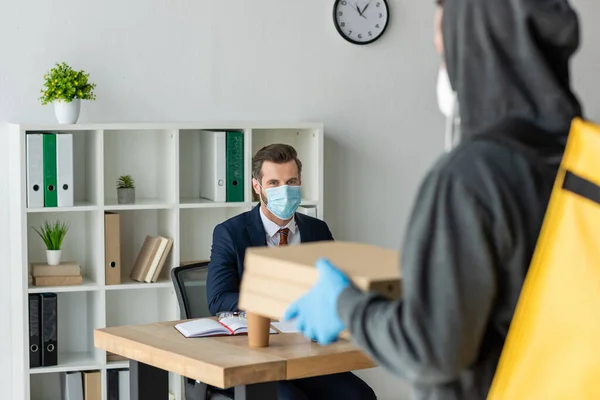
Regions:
[[117, 175, 136, 204], [33, 220, 69, 266], [39, 61, 97, 124]]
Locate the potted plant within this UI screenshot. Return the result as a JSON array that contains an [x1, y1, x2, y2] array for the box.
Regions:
[[39, 62, 97, 124], [33, 220, 69, 266], [117, 175, 136, 204]]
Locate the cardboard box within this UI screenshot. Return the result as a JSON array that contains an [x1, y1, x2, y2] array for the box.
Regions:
[[239, 241, 401, 320]]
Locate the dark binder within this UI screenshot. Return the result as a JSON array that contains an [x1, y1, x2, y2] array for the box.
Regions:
[[226, 131, 244, 202], [40, 292, 58, 366], [107, 369, 119, 400], [28, 294, 41, 368]]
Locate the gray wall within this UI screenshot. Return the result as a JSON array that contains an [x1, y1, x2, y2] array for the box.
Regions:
[[0, 0, 598, 398]]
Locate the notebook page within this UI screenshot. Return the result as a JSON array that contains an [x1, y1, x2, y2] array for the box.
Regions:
[[219, 316, 248, 334], [175, 318, 230, 337]]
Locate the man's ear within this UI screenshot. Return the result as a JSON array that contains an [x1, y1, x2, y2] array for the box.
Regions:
[[252, 178, 260, 195]]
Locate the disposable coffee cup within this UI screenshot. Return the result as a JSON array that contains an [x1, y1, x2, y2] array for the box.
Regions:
[[247, 312, 271, 348]]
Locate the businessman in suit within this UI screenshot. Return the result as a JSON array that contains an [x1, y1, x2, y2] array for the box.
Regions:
[[207, 143, 376, 400]]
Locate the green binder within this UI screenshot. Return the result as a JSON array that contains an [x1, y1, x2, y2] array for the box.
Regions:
[[226, 131, 244, 202], [42, 133, 57, 207]]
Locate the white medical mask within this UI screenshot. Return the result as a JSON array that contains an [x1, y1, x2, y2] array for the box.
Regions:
[[259, 184, 302, 220], [437, 66, 461, 152]]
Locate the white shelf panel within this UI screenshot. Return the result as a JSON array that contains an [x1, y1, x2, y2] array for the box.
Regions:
[[29, 352, 98, 374], [106, 361, 129, 369], [26, 201, 100, 213], [104, 198, 174, 211], [28, 277, 100, 294], [105, 278, 172, 291], [19, 121, 323, 131], [179, 198, 252, 209]]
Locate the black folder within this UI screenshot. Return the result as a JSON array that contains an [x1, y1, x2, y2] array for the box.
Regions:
[[40, 293, 57, 366], [28, 294, 41, 368]]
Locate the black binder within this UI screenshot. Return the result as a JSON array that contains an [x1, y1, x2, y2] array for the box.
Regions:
[[40, 293, 57, 366], [28, 294, 41, 368], [107, 369, 119, 400]]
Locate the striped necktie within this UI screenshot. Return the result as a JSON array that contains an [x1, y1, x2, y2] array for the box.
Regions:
[[278, 228, 290, 246]]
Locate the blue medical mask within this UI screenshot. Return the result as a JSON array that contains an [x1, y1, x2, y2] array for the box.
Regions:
[[262, 184, 302, 220]]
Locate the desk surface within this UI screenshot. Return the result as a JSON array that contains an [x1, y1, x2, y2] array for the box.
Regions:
[[94, 320, 376, 389]]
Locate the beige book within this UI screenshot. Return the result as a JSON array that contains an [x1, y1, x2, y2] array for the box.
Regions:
[[130, 235, 161, 282], [148, 238, 174, 282], [239, 241, 401, 320], [143, 237, 169, 283], [30, 261, 81, 277], [82, 370, 101, 400], [33, 275, 83, 287]]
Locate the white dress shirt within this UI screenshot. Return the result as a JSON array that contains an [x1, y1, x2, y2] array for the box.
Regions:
[[259, 207, 301, 247]]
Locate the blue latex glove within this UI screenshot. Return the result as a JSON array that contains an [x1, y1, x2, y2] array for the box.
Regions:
[[283, 258, 350, 345]]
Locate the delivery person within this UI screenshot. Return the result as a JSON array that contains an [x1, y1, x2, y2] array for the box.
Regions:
[[284, 0, 583, 398]]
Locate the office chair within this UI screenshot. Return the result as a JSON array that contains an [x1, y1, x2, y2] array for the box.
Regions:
[[171, 262, 234, 400]]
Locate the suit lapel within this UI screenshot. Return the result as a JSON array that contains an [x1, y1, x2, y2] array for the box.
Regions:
[[247, 205, 267, 247], [295, 213, 313, 243]]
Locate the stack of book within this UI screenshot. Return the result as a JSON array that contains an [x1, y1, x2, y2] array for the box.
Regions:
[[129, 235, 173, 283], [29, 261, 82, 287]]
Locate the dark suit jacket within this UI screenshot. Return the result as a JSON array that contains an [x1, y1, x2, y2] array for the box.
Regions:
[[206, 205, 334, 315]]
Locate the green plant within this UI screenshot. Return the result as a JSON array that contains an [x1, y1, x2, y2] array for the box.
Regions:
[[117, 175, 135, 189], [38, 62, 97, 105], [33, 220, 69, 250]]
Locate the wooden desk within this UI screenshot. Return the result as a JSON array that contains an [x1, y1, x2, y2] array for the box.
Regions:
[[94, 320, 376, 400]]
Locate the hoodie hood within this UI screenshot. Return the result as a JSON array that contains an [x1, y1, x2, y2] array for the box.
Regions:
[[442, 0, 582, 140]]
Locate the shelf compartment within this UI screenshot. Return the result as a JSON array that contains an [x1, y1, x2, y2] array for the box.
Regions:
[[179, 128, 247, 205], [107, 209, 178, 286], [103, 128, 177, 206], [251, 128, 321, 203], [179, 207, 249, 263], [105, 288, 176, 328], [29, 352, 99, 375], [27, 211, 103, 286], [25, 129, 102, 210], [29, 291, 104, 373]]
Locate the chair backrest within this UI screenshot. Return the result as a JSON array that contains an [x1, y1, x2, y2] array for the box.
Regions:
[[171, 261, 211, 320]]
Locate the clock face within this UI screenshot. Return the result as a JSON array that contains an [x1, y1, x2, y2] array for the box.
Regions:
[[333, 0, 389, 45]]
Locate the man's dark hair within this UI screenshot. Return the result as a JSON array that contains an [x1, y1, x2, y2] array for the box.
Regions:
[[436, 0, 442, 5], [252, 143, 302, 183]]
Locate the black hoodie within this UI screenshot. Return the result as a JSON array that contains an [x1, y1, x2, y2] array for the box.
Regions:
[[337, 1, 582, 399]]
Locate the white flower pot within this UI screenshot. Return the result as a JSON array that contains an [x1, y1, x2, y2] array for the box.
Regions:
[[53, 98, 81, 124], [46, 250, 62, 266]]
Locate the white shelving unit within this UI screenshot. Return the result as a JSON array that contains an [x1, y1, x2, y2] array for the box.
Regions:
[[5, 122, 324, 400]]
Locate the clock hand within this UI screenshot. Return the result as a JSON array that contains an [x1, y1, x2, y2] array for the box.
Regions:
[[361, 1, 371, 15], [355, 2, 367, 18], [355, 3, 363, 16]]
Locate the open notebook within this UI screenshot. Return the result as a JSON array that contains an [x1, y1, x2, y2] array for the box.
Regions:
[[175, 316, 278, 338]]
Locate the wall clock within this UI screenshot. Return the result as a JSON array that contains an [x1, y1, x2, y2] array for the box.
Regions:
[[333, 0, 390, 45]]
